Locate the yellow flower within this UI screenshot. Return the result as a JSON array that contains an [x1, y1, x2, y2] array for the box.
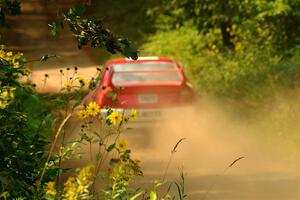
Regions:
[[64, 177, 76, 189], [78, 77, 88, 86], [6, 51, 13, 56], [9, 91, 14, 99], [13, 61, 20, 68], [107, 111, 122, 125], [86, 102, 100, 117], [129, 109, 137, 120], [63, 177, 77, 200], [78, 109, 88, 119], [10, 87, 16, 91], [2, 90, 8, 98], [64, 82, 72, 89], [116, 139, 128, 153], [58, 146, 66, 157], [77, 164, 94, 186], [0, 50, 5, 58], [232, 24, 237, 30], [62, 165, 94, 199], [0, 100, 8, 109], [1, 87, 15, 100], [45, 181, 57, 196], [0, 191, 10, 199], [76, 184, 85, 193], [235, 42, 242, 52]]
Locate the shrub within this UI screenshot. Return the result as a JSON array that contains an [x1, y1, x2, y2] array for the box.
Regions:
[[0, 49, 52, 197]]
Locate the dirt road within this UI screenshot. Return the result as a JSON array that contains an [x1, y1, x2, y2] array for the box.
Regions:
[[7, 0, 99, 93], [125, 105, 300, 200], [5, 1, 300, 199], [63, 103, 300, 200]]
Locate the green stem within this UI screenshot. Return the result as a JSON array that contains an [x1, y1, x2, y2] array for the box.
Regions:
[[36, 113, 72, 196]]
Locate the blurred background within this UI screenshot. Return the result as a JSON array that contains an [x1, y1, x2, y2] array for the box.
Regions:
[[2, 0, 300, 199]]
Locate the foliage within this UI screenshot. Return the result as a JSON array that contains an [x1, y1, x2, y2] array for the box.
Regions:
[[149, 0, 300, 51], [75, 100, 144, 199], [44, 164, 95, 200], [0, 0, 21, 26], [88, 0, 160, 44], [0, 1, 138, 59], [0, 0, 138, 197], [59, 5, 138, 59], [0, 49, 52, 197]]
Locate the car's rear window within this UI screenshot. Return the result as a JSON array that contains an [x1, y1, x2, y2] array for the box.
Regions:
[[111, 62, 183, 85], [112, 62, 177, 72], [112, 71, 182, 85]]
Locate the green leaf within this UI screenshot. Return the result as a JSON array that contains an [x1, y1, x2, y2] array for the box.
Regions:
[[129, 191, 143, 200], [40, 54, 57, 62], [96, 152, 102, 161], [68, 4, 86, 16], [150, 191, 157, 200], [124, 46, 138, 60], [78, 36, 88, 46], [9, 2, 21, 16], [40, 55, 49, 62], [106, 143, 115, 152], [49, 22, 57, 36]]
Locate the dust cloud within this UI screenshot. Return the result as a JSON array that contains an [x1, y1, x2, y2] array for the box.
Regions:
[[62, 95, 300, 199], [123, 96, 300, 199]]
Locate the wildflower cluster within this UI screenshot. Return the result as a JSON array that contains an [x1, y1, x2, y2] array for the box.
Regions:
[[0, 86, 15, 109], [44, 182, 57, 198], [56, 142, 81, 162], [105, 140, 143, 199], [44, 164, 95, 200], [74, 104, 140, 199], [78, 102, 100, 119], [111, 140, 142, 180], [78, 77, 88, 87], [78, 101, 138, 124], [107, 109, 137, 125], [0, 191, 10, 200], [0, 50, 26, 72], [56, 67, 101, 93], [61, 72, 89, 92], [0, 49, 28, 109], [63, 164, 95, 199]]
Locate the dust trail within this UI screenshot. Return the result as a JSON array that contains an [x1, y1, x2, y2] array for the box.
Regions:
[[124, 97, 300, 199], [61, 95, 300, 199]]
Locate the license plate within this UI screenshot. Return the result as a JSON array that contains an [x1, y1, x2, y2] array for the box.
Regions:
[[139, 110, 161, 118], [138, 94, 158, 104]]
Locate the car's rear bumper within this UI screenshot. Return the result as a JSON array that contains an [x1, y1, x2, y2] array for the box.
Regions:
[[100, 105, 196, 127]]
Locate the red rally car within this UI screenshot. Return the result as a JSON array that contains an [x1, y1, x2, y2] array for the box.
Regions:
[[84, 57, 196, 120]]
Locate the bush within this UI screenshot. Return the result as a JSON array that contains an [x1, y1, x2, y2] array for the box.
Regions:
[[0, 50, 52, 197]]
